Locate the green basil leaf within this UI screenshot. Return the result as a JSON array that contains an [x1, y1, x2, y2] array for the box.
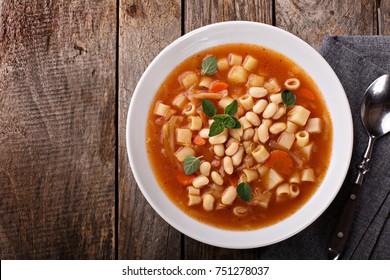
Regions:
[[202, 99, 216, 118], [212, 114, 226, 122], [183, 155, 200, 175], [209, 120, 225, 137], [223, 116, 236, 128], [281, 90, 296, 107], [237, 182, 252, 202], [232, 116, 242, 128], [224, 100, 238, 116], [201, 56, 217, 76]]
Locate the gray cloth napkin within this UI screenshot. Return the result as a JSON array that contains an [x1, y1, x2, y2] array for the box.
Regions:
[[260, 36, 390, 260]]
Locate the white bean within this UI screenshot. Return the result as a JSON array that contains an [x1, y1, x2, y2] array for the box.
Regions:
[[272, 105, 286, 120], [211, 171, 224, 185], [199, 128, 210, 138], [253, 99, 268, 114], [225, 137, 236, 147], [225, 141, 239, 156], [269, 122, 287, 134], [214, 144, 225, 157], [200, 162, 211, 176], [221, 186, 237, 205], [245, 111, 261, 126], [257, 124, 269, 143], [248, 87, 268, 98], [242, 140, 252, 151], [223, 156, 234, 175], [262, 102, 278, 119], [209, 129, 228, 144], [192, 175, 209, 189], [232, 146, 244, 166], [202, 194, 215, 211], [262, 119, 273, 127], [243, 128, 255, 140]]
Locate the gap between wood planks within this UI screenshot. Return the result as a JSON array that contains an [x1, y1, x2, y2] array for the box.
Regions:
[[376, 0, 382, 35], [115, 0, 120, 260]]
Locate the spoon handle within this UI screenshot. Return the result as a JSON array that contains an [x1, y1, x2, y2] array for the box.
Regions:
[[327, 183, 361, 260], [327, 136, 375, 260]]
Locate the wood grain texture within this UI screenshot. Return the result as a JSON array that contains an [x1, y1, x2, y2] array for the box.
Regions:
[[275, 0, 376, 50], [379, 0, 390, 34], [118, 0, 182, 259], [0, 0, 116, 259], [182, 0, 273, 259], [184, 0, 273, 32]]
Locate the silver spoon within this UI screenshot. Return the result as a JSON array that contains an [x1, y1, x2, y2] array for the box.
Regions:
[[327, 74, 390, 260]]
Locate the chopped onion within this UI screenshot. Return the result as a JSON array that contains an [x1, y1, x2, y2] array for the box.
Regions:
[[161, 116, 182, 156]]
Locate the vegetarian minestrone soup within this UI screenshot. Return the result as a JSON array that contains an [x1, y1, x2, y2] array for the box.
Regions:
[[146, 44, 332, 230]]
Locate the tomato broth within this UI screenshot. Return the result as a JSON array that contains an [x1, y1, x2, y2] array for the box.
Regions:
[[146, 44, 332, 230]]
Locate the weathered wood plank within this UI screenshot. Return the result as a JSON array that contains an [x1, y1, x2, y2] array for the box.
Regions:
[[0, 0, 116, 259], [275, 0, 376, 50], [118, 0, 182, 259], [379, 0, 390, 34], [184, 0, 273, 32], [183, 0, 273, 259]]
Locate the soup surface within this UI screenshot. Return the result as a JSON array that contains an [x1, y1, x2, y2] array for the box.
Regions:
[[146, 44, 332, 230]]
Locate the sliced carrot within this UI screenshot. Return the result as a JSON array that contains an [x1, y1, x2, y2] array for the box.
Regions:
[[209, 81, 228, 93], [176, 172, 196, 185], [295, 88, 315, 101], [193, 134, 206, 146], [264, 150, 293, 176]]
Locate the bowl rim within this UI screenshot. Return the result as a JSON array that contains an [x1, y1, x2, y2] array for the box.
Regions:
[[126, 21, 353, 249]]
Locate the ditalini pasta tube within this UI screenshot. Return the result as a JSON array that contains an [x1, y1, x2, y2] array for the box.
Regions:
[[296, 131, 309, 147], [276, 183, 290, 202]]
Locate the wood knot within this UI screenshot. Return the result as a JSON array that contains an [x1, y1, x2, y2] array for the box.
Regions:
[[126, 4, 138, 17], [73, 44, 86, 55]]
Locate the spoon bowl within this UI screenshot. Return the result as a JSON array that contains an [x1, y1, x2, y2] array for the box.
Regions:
[[361, 74, 390, 138]]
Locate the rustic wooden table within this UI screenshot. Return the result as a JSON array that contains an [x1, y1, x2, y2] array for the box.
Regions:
[[0, 0, 388, 259]]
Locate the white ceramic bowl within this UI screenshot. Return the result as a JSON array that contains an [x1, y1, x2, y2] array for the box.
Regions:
[[126, 21, 353, 248]]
